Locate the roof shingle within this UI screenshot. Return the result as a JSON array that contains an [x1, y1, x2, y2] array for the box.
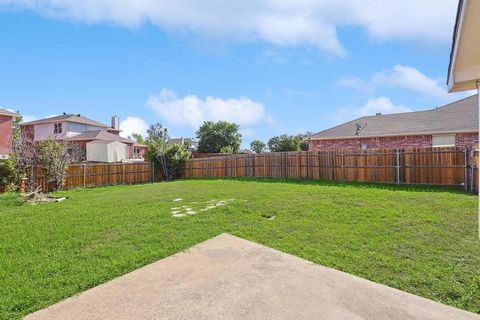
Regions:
[[310, 95, 478, 140], [20, 113, 109, 128]]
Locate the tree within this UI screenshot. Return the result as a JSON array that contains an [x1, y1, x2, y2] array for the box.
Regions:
[[145, 123, 170, 180], [37, 139, 72, 192], [267, 134, 303, 152], [164, 144, 191, 179], [220, 145, 234, 154], [250, 140, 266, 153], [129, 133, 145, 144], [196, 121, 242, 153]]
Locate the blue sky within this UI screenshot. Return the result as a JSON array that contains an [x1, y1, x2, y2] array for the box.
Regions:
[[0, 0, 472, 147]]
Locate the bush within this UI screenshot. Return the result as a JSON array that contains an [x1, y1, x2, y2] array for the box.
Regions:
[[164, 144, 191, 180], [220, 145, 234, 154], [37, 139, 71, 192], [0, 159, 15, 191]]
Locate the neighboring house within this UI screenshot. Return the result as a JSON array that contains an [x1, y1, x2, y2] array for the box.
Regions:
[[0, 108, 19, 158], [168, 137, 198, 151], [309, 95, 479, 151], [20, 113, 147, 162]]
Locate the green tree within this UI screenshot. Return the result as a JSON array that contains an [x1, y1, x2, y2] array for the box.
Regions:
[[250, 140, 266, 153], [129, 133, 145, 144], [145, 123, 170, 179], [196, 121, 242, 153], [12, 114, 23, 144], [267, 134, 303, 152], [37, 139, 71, 191], [220, 145, 234, 154], [164, 144, 191, 179]]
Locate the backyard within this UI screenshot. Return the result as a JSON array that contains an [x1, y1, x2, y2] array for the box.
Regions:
[[0, 179, 479, 319]]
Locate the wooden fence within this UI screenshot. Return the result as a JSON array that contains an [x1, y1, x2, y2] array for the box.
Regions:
[[183, 147, 479, 192], [32, 162, 157, 192]]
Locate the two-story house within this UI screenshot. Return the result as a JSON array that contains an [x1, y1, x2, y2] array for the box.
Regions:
[[0, 108, 19, 158], [20, 113, 146, 162]]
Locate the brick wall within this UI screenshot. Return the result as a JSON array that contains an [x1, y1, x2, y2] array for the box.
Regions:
[[309, 132, 478, 151], [0, 115, 13, 155]]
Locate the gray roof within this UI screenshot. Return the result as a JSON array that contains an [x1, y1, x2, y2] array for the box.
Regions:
[[20, 113, 109, 128], [0, 108, 19, 117], [310, 95, 479, 140], [68, 130, 133, 144]]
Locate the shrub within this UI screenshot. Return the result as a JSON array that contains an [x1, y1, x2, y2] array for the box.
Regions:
[[164, 144, 191, 180], [0, 159, 15, 191], [37, 139, 72, 192]]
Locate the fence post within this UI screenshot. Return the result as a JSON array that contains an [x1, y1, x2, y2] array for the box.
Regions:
[[296, 152, 300, 179], [396, 148, 400, 185], [470, 147, 475, 193], [464, 148, 468, 192], [83, 163, 86, 188], [341, 151, 345, 181], [151, 162, 154, 182], [122, 162, 125, 185]]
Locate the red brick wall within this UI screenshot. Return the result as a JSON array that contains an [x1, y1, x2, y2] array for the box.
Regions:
[[0, 115, 13, 155], [309, 132, 478, 151]]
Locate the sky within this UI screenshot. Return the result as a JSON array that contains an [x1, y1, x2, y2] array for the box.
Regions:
[[0, 0, 474, 148]]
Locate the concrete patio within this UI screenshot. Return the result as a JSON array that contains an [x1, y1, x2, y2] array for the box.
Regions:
[[26, 233, 479, 320]]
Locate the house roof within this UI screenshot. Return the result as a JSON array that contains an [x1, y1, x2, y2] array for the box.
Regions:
[[0, 108, 19, 117], [20, 113, 110, 128], [68, 130, 133, 144], [447, 0, 480, 92], [309, 95, 479, 140]]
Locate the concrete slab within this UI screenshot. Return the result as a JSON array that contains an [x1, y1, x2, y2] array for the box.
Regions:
[[26, 233, 479, 320]]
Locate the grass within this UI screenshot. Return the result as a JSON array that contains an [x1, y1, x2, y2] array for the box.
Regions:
[[0, 178, 479, 318]]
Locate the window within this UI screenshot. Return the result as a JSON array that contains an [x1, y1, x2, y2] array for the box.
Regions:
[[133, 147, 141, 159], [54, 123, 62, 134], [432, 134, 455, 147]]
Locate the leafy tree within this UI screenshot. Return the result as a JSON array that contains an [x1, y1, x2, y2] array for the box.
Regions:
[[145, 123, 170, 179], [250, 140, 266, 153], [12, 114, 23, 144], [196, 121, 241, 153], [164, 144, 191, 179], [267, 134, 303, 152], [37, 139, 72, 191], [300, 140, 309, 151], [220, 145, 234, 154], [129, 133, 145, 144]]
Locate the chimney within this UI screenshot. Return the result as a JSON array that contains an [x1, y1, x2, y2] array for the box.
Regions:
[[375, 112, 382, 116], [111, 115, 119, 130]]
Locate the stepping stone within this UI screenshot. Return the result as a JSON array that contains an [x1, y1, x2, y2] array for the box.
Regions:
[[172, 214, 186, 218]]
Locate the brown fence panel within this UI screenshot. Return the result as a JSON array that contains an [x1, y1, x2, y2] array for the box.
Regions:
[[31, 161, 156, 192], [183, 147, 479, 192]]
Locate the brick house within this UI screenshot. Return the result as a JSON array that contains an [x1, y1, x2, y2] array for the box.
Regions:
[[0, 108, 19, 158], [309, 95, 478, 151], [20, 114, 147, 162]]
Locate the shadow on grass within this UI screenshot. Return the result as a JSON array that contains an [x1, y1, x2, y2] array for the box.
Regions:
[[181, 177, 472, 195]]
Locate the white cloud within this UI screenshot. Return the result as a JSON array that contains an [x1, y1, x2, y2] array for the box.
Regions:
[[0, 0, 457, 56], [146, 89, 271, 130], [372, 65, 449, 99], [21, 115, 38, 122], [334, 97, 411, 123], [119, 116, 149, 138], [338, 65, 457, 100], [336, 77, 373, 94]]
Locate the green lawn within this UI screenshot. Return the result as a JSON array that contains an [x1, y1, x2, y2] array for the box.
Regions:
[[0, 179, 479, 318]]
